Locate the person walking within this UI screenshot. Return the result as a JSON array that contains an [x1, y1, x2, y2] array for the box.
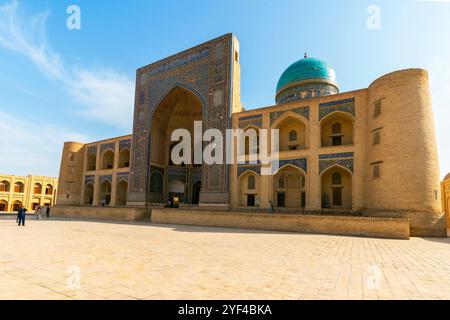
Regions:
[[101, 198, 106, 207], [269, 200, 274, 213], [45, 204, 50, 218], [36, 206, 42, 220]]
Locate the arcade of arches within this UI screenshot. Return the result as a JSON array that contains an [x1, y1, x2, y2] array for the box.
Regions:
[[0, 174, 58, 213]]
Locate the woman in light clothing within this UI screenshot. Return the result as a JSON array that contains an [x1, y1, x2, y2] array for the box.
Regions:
[[36, 206, 42, 220]]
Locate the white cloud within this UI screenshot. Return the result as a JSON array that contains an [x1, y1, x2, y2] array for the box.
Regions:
[[0, 0, 134, 130], [429, 62, 450, 180], [0, 110, 90, 177], [0, 1, 66, 81], [70, 70, 135, 129]]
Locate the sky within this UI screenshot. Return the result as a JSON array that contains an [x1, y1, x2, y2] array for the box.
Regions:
[[0, 0, 449, 179]]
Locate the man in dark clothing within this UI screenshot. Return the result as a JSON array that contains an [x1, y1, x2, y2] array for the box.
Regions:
[[17, 206, 27, 226], [45, 205, 50, 218]]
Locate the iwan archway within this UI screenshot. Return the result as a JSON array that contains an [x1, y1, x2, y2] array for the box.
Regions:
[[127, 34, 234, 207], [148, 86, 203, 205], [320, 165, 352, 209]]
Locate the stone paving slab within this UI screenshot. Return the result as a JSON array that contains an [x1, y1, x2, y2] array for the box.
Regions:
[[0, 218, 449, 300]]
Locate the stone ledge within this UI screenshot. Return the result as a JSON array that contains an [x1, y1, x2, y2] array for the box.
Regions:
[[151, 209, 410, 240], [52, 206, 150, 221]]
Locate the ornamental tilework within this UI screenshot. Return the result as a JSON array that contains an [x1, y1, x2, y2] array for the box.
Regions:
[[238, 114, 263, 129], [119, 139, 131, 151], [319, 152, 354, 160], [270, 106, 310, 125], [273, 158, 307, 173], [99, 175, 112, 184], [128, 34, 232, 204], [238, 165, 261, 177], [319, 98, 355, 120], [84, 175, 95, 185], [319, 159, 354, 174], [87, 146, 97, 156], [117, 172, 129, 184], [100, 143, 115, 153]]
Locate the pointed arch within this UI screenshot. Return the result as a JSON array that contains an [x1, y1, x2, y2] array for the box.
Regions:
[[320, 164, 353, 209], [271, 111, 309, 151], [320, 111, 354, 147], [101, 148, 115, 170], [273, 165, 306, 209], [238, 171, 260, 207]]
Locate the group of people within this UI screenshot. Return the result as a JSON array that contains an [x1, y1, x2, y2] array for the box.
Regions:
[[16, 204, 51, 226], [34, 205, 51, 220]]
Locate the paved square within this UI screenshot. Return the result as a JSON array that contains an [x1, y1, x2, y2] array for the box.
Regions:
[[0, 217, 449, 300]]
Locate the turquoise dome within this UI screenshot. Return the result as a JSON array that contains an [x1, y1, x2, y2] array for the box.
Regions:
[[276, 57, 338, 94], [275, 57, 339, 104]]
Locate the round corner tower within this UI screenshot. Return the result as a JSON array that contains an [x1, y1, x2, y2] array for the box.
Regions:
[[366, 68, 446, 236], [56, 141, 85, 206]]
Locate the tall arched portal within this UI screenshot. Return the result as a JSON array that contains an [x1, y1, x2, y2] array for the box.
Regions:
[[148, 86, 203, 205], [128, 34, 236, 207]]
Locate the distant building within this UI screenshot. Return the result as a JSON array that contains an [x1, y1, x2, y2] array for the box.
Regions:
[[56, 34, 447, 236], [0, 174, 58, 212], [441, 174, 450, 227]]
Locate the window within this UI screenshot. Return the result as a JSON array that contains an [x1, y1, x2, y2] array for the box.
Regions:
[[288, 145, 298, 151], [372, 165, 380, 178], [332, 172, 342, 185], [45, 184, 54, 195], [278, 177, 285, 189], [235, 51, 239, 62], [69, 152, 75, 162], [373, 131, 381, 145], [332, 123, 342, 135], [34, 183, 42, 194], [301, 177, 306, 188], [374, 101, 382, 118], [247, 175, 256, 190], [0, 181, 9, 192], [289, 130, 297, 141], [332, 136, 342, 146], [14, 182, 24, 193]]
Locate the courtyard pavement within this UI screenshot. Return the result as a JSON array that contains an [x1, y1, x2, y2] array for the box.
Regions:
[[0, 217, 449, 300]]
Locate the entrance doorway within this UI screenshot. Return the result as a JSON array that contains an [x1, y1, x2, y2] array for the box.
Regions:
[[247, 194, 256, 207], [332, 188, 343, 206], [192, 181, 201, 205], [150, 86, 203, 205], [277, 192, 286, 208]]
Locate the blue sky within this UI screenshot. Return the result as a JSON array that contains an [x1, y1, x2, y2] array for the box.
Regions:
[[0, 0, 449, 178]]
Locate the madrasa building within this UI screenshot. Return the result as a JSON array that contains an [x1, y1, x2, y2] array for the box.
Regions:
[[55, 34, 447, 237]]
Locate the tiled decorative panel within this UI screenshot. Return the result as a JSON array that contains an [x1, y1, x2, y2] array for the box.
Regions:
[[238, 165, 261, 177], [238, 114, 262, 129], [319, 98, 355, 120], [128, 34, 233, 205], [273, 158, 307, 174], [270, 106, 310, 125], [319, 152, 354, 173]]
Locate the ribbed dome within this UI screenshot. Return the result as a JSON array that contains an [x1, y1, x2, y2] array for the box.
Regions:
[[276, 57, 337, 93], [275, 57, 339, 104]]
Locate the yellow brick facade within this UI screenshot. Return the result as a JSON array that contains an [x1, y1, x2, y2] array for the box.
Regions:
[[0, 174, 58, 213], [55, 35, 447, 237]]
